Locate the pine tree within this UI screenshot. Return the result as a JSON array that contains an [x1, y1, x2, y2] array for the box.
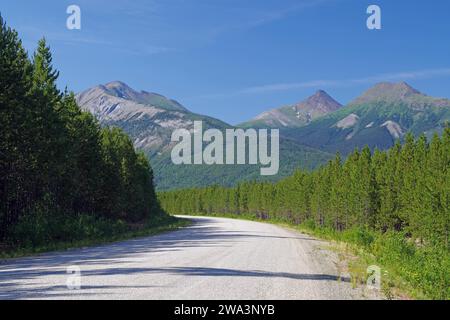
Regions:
[[30, 38, 68, 210]]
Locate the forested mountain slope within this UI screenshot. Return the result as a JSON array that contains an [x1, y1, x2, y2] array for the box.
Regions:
[[281, 82, 450, 155], [77, 82, 334, 190]]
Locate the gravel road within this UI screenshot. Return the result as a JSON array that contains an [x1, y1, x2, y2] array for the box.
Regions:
[[0, 216, 378, 300]]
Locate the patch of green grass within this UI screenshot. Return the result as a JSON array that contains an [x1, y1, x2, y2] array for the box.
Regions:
[[291, 224, 448, 300], [0, 214, 191, 260]]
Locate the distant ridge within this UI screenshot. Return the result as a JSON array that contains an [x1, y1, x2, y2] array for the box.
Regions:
[[281, 82, 450, 155], [76, 81, 230, 153], [240, 90, 342, 128]]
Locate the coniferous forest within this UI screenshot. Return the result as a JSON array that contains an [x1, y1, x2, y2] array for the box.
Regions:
[[0, 16, 161, 249], [159, 132, 450, 299]]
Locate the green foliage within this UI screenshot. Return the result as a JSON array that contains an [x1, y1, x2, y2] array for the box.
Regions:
[[341, 227, 376, 247], [2, 212, 190, 259], [371, 232, 449, 300], [0, 16, 160, 246], [9, 211, 128, 248]]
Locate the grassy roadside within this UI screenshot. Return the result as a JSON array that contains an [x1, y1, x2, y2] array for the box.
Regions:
[[184, 213, 448, 300], [0, 214, 191, 260]]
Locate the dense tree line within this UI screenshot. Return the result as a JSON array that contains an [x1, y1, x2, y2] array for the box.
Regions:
[[0, 16, 159, 242], [160, 130, 450, 248]]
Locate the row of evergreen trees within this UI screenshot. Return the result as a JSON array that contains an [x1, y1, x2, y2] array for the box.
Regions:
[[0, 16, 159, 241], [160, 131, 450, 248]]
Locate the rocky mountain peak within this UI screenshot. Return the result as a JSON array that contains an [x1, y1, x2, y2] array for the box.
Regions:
[[77, 81, 187, 113], [242, 90, 342, 128], [297, 90, 343, 113], [350, 81, 424, 105]]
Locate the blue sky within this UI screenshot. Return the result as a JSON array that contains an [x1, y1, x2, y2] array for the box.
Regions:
[[1, 0, 450, 124]]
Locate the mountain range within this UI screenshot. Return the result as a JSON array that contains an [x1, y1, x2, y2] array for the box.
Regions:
[[76, 82, 333, 190], [281, 82, 450, 154], [76, 81, 450, 190]]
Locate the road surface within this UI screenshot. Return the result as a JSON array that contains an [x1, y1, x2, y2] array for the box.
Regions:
[[0, 216, 377, 300]]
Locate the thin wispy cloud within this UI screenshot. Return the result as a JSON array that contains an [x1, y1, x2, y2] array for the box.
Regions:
[[117, 45, 177, 56], [192, 68, 450, 100], [205, 0, 336, 40], [246, 0, 336, 28], [240, 68, 450, 94], [14, 0, 336, 58], [18, 25, 173, 57]]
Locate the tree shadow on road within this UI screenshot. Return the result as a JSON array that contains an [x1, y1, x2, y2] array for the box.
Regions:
[[80, 266, 351, 282], [0, 216, 340, 300]]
